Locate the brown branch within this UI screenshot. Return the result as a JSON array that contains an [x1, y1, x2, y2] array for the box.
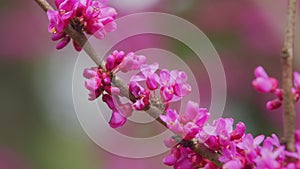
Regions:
[[64, 25, 101, 65], [34, 0, 223, 167], [281, 0, 297, 152], [34, 0, 53, 11], [189, 139, 223, 167]]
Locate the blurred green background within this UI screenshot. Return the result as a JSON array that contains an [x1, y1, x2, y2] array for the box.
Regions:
[[1, 0, 300, 168]]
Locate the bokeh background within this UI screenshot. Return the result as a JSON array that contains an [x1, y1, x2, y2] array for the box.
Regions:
[[1, 0, 300, 168]]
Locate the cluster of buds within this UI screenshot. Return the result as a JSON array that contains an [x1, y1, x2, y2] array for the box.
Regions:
[[47, 0, 117, 50], [83, 50, 145, 128], [252, 66, 300, 110], [84, 50, 193, 127], [129, 63, 192, 111]]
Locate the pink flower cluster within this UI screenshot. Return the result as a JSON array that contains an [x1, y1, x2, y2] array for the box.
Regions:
[[83, 50, 145, 128], [160, 100, 244, 168], [160, 101, 210, 140], [161, 102, 300, 169], [252, 66, 300, 110], [82, 54, 300, 168], [83, 52, 192, 127], [129, 63, 192, 111], [47, 0, 117, 50], [39, 0, 300, 168]]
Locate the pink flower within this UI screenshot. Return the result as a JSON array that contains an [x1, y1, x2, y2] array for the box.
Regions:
[[251, 66, 300, 111], [159, 69, 176, 101], [164, 147, 200, 169], [266, 99, 282, 110], [254, 146, 285, 169], [129, 81, 150, 110], [105, 50, 125, 71], [119, 52, 146, 72], [252, 66, 278, 93], [219, 143, 240, 163], [223, 160, 243, 169], [47, 0, 117, 51], [204, 118, 234, 147], [160, 109, 183, 134], [47, 10, 65, 35], [55, 0, 78, 20], [173, 70, 192, 97], [295, 130, 300, 143], [205, 135, 220, 151], [83, 67, 103, 100], [230, 122, 246, 140], [83, 65, 114, 100], [159, 69, 191, 102], [180, 101, 209, 127], [102, 94, 127, 128], [286, 144, 300, 159], [131, 63, 160, 90], [237, 134, 265, 162], [163, 147, 180, 166], [109, 111, 126, 128], [102, 89, 133, 128]]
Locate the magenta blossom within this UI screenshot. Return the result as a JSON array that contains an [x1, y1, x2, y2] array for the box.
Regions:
[[160, 101, 210, 139], [252, 66, 278, 93], [163, 147, 181, 166], [237, 134, 265, 162], [219, 142, 239, 163], [223, 160, 243, 169], [129, 81, 150, 110], [159, 69, 191, 102], [105, 50, 125, 71], [118, 52, 146, 73], [254, 146, 285, 169], [164, 147, 202, 169], [252, 66, 300, 110], [102, 94, 126, 128], [47, 0, 117, 51], [83, 67, 105, 100], [131, 63, 160, 90], [83, 50, 147, 127], [109, 111, 126, 128], [160, 109, 183, 135], [102, 88, 132, 128], [180, 101, 209, 127]]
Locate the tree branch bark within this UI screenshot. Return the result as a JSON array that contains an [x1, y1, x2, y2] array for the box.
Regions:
[[34, 0, 223, 167], [281, 0, 297, 152]]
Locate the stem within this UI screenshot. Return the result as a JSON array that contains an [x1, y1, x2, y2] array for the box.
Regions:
[[34, 0, 53, 11], [189, 139, 223, 167], [281, 0, 297, 152], [34, 0, 223, 167], [64, 25, 101, 65]]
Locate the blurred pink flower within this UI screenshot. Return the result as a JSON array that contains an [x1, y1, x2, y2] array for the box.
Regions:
[[130, 63, 160, 90], [252, 66, 278, 93], [118, 52, 146, 73], [0, 148, 33, 169]]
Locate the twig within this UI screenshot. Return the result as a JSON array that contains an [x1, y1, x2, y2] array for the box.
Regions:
[[281, 0, 297, 152], [189, 139, 223, 167], [34, 0, 53, 11], [34, 0, 223, 167]]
